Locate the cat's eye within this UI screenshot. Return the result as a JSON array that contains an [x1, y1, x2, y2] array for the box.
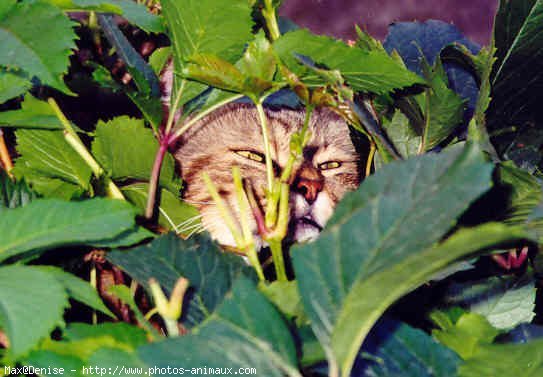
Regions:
[[234, 150, 265, 163], [319, 161, 341, 170]]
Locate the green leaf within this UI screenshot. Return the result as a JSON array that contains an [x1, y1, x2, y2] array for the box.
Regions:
[[107, 233, 253, 328], [24, 351, 85, 377], [15, 174, 84, 200], [107, 285, 159, 339], [13, 129, 92, 194], [121, 183, 199, 234], [0, 1, 76, 94], [418, 58, 466, 151], [274, 29, 424, 95], [0, 170, 37, 211], [493, 0, 538, 83], [137, 277, 301, 377], [0, 94, 78, 130], [183, 53, 245, 93], [0, 198, 138, 262], [97, 14, 160, 96], [149, 47, 171, 75], [91, 116, 179, 192], [497, 162, 541, 225], [238, 32, 276, 82], [0, 265, 69, 360], [444, 272, 536, 330], [259, 281, 306, 323], [36, 266, 115, 318], [382, 110, 421, 158], [432, 311, 500, 360], [161, 0, 252, 106], [49, 0, 164, 34], [0, 68, 31, 104], [292, 143, 525, 377], [162, 0, 252, 65], [489, 0, 543, 163], [360, 319, 461, 377], [458, 339, 543, 376], [90, 64, 163, 132], [64, 323, 147, 348], [89, 348, 148, 377]]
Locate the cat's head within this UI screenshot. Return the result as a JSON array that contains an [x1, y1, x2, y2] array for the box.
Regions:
[[174, 103, 360, 247]]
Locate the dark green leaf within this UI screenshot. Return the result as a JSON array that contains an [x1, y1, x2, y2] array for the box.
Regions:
[[489, 0, 543, 166], [358, 319, 460, 377], [444, 271, 536, 330], [107, 233, 253, 328], [138, 277, 301, 377], [497, 162, 541, 225], [14, 174, 84, 200], [0, 265, 69, 360], [98, 14, 160, 96], [107, 285, 158, 338], [382, 110, 421, 158], [259, 281, 306, 323], [0, 1, 76, 94], [90, 64, 163, 131], [493, 0, 538, 81], [89, 348, 148, 377], [91, 116, 179, 192], [0, 68, 31, 104], [418, 58, 466, 151], [0, 198, 138, 262], [0, 170, 37, 211], [292, 143, 526, 376], [274, 29, 424, 95], [49, 0, 164, 34], [37, 266, 114, 318]]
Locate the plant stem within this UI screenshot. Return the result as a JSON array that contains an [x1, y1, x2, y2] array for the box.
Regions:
[[48, 98, 125, 200], [203, 172, 245, 248], [164, 79, 186, 136], [269, 239, 287, 281], [255, 101, 275, 192], [0, 129, 13, 177], [145, 142, 167, 219], [233, 167, 265, 281], [90, 262, 97, 325], [262, 0, 281, 41], [164, 318, 179, 337], [365, 141, 376, 177], [168, 94, 243, 146]]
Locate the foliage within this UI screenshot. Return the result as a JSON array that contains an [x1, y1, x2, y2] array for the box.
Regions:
[[0, 1, 543, 377]]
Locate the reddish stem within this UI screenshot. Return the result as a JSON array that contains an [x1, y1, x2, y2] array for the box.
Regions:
[[145, 138, 168, 219]]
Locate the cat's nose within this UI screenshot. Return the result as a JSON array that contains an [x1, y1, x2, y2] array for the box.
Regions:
[[296, 178, 324, 204]]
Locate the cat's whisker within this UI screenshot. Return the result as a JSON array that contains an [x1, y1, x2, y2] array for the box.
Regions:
[[176, 222, 205, 234], [186, 226, 206, 238], [174, 214, 203, 229], [182, 199, 217, 205]]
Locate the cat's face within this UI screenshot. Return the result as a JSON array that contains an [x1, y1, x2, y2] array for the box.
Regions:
[[174, 103, 360, 247]]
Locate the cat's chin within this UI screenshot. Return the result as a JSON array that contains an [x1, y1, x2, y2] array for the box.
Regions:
[[292, 216, 323, 243]]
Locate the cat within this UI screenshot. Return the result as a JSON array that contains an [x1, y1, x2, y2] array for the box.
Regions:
[[173, 102, 361, 248]]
